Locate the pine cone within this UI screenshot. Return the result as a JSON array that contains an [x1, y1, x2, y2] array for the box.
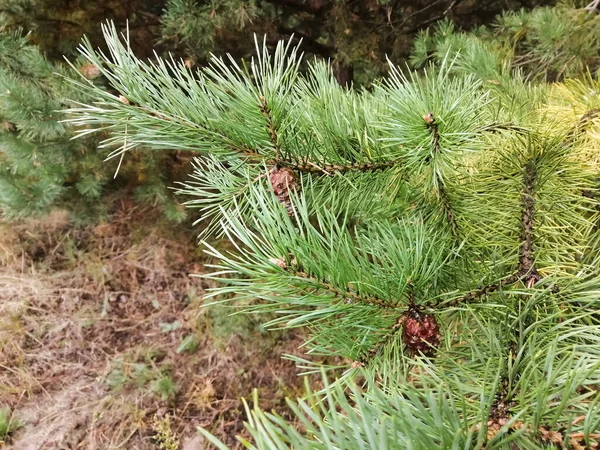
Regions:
[[269, 166, 299, 214], [401, 310, 440, 354]]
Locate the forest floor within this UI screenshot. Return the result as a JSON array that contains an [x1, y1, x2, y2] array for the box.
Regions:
[[0, 199, 309, 449]]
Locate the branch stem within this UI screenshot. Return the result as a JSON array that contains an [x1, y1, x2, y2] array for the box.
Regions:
[[283, 267, 395, 309], [355, 315, 406, 365], [437, 274, 519, 307], [564, 108, 600, 146], [423, 112, 459, 238], [517, 160, 539, 284], [276, 159, 396, 174], [259, 95, 281, 162]]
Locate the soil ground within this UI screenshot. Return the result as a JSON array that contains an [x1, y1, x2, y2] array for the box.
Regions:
[[0, 201, 308, 449]]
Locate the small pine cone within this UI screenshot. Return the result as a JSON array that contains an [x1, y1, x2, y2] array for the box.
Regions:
[[269, 166, 299, 214], [401, 310, 440, 354]]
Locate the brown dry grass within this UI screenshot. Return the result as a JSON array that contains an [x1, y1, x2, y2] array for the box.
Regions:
[[0, 203, 307, 449]]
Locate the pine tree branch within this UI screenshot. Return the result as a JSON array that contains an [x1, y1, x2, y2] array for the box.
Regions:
[[423, 112, 460, 239], [276, 159, 397, 174], [423, 112, 441, 157], [292, 270, 393, 309], [564, 108, 600, 146], [119, 95, 400, 174], [278, 264, 397, 309], [482, 122, 529, 134], [355, 314, 405, 366], [517, 160, 540, 285], [483, 181, 543, 445], [435, 274, 520, 307], [259, 95, 282, 162], [438, 182, 459, 239], [115, 96, 264, 158], [228, 143, 400, 175]]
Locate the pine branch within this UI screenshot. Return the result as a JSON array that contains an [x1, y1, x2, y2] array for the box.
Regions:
[[354, 314, 405, 366], [423, 112, 441, 158], [564, 108, 600, 146], [438, 182, 459, 239], [259, 95, 281, 162], [436, 274, 520, 307], [517, 160, 540, 286], [423, 112, 459, 239], [119, 97, 399, 174], [65, 22, 600, 448], [276, 159, 397, 174], [281, 264, 396, 309], [423, 112, 460, 238], [582, 189, 600, 213], [482, 122, 529, 134], [462, 160, 543, 435], [213, 145, 398, 175], [354, 283, 417, 364]]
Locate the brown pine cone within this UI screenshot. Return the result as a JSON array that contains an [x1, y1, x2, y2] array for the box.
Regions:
[[269, 166, 299, 214], [402, 310, 440, 354]]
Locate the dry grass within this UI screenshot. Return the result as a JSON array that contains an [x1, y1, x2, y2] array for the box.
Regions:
[[0, 203, 307, 449]]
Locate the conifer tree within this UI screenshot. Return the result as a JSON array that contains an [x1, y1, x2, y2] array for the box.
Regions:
[[0, 0, 165, 60], [160, 0, 554, 85], [412, 3, 600, 81], [0, 24, 187, 221], [65, 3, 600, 448], [0, 29, 108, 218]]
